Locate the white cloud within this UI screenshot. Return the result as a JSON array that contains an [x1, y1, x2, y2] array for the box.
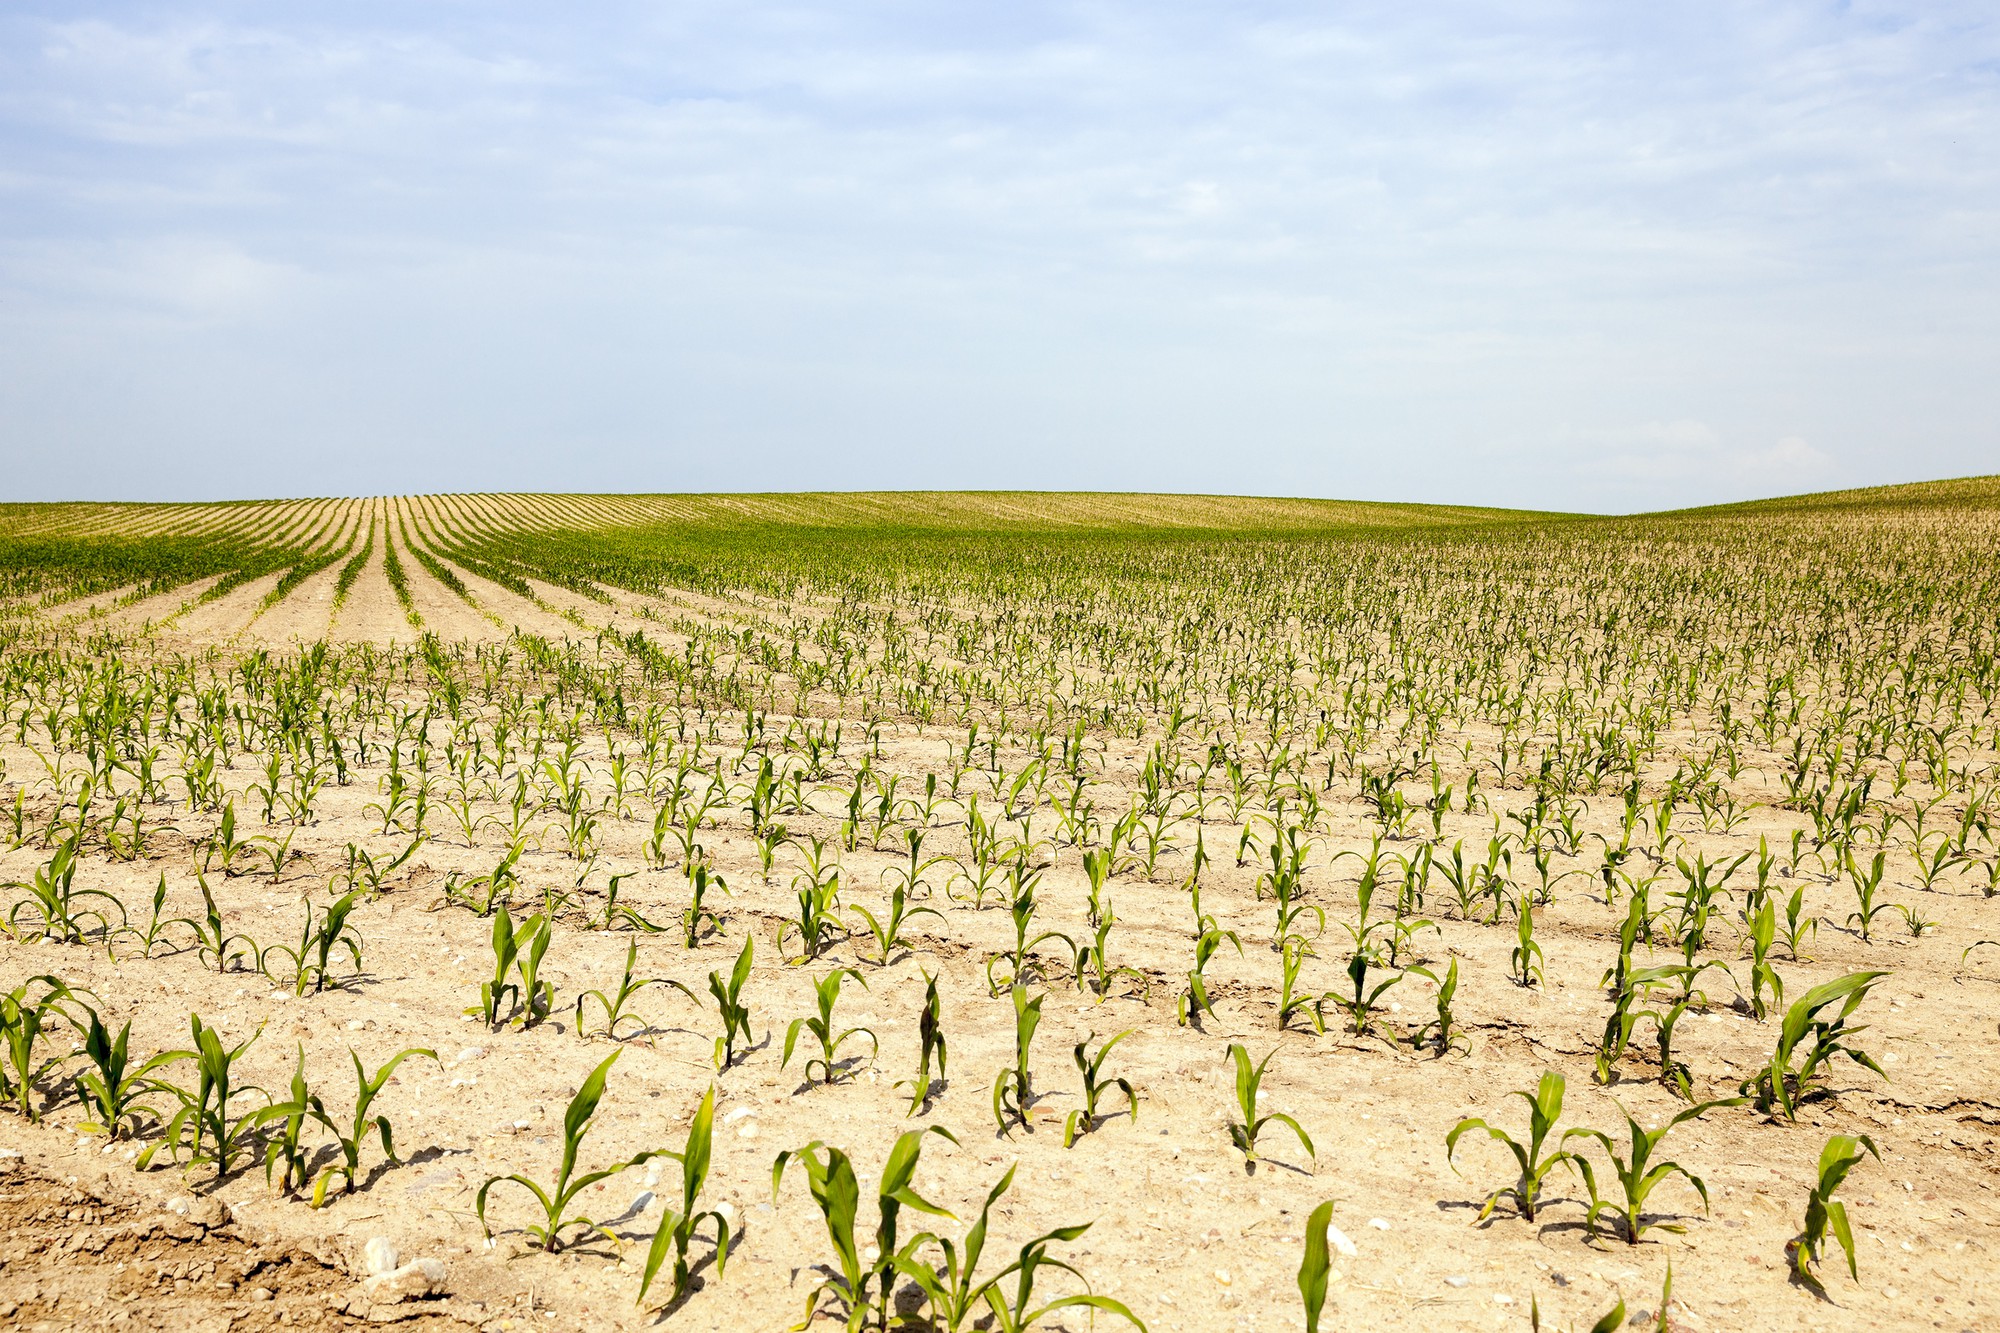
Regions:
[[0, 3, 1995, 505]]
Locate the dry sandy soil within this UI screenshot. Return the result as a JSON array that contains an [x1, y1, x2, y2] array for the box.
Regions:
[[3, 504, 1997, 1333]]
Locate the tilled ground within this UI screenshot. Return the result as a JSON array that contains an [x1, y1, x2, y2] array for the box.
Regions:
[[0, 1154, 487, 1331]]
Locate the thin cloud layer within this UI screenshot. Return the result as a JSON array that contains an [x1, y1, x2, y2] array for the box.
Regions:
[[2, 2, 1995, 508]]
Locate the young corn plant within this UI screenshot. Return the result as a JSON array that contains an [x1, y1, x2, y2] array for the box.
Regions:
[[852, 884, 941, 966], [1745, 898, 1785, 1020], [75, 1010, 172, 1139], [985, 886, 1076, 995], [190, 878, 258, 974], [476, 1051, 660, 1252], [680, 860, 727, 947], [707, 935, 756, 1070], [897, 971, 948, 1117], [637, 1085, 733, 1311], [1409, 956, 1471, 1057], [1329, 952, 1406, 1037], [1072, 907, 1149, 1003], [306, 1046, 440, 1207], [992, 984, 1045, 1134], [593, 873, 669, 934], [1790, 1133, 1880, 1290], [575, 940, 688, 1042], [1178, 926, 1241, 1027], [1062, 1030, 1138, 1147], [1650, 994, 1700, 1101], [257, 888, 365, 995], [109, 875, 199, 961], [779, 865, 846, 964], [440, 838, 526, 916], [140, 1014, 269, 1185], [894, 1163, 1145, 1333], [1738, 971, 1888, 1120], [201, 802, 257, 877], [253, 1045, 323, 1198], [1843, 849, 1896, 942], [772, 1126, 959, 1332], [2, 975, 87, 1120], [1446, 1071, 1576, 1221], [5, 837, 124, 944], [1564, 1100, 1735, 1243], [1276, 933, 1324, 1033], [468, 907, 555, 1029], [975, 1217, 1147, 1333], [1778, 884, 1818, 960], [1223, 1043, 1315, 1170], [1511, 899, 1546, 988], [783, 968, 878, 1085], [1298, 1199, 1338, 1333]]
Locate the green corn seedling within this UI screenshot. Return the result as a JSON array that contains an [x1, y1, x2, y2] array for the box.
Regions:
[[202, 802, 257, 877], [5, 837, 125, 944], [575, 940, 689, 1042], [257, 888, 365, 995], [109, 874, 200, 961], [895, 1162, 1143, 1333], [637, 1085, 733, 1310], [469, 907, 554, 1029], [476, 1051, 661, 1252], [852, 883, 942, 966], [1062, 1030, 1138, 1146], [141, 1014, 269, 1184], [1744, 899, 1784, 1020], [784, 968, 877, 1085], [190, 878, 257, 973], [1843, 849, 1895, 941], [707, 935, 756, 1069], [1409, 957, 1470, 1056], [681, 860, 727, 946], [1178, 926, 1241, 1027], [1738, 971, 1888, 1120], [893, 1165, 1019, 1332], [471, 904, 524, 1027], [975, 1214, 1146, 1333], [993, 984, 1045, 1134], [772, 1126, 958, 1331], [307, 1046, 440, 1207], [2, 975, 87, 1120], [985, 885, 1076, 995], [780, 865, 845, 963], [1072, 907, 1149, 1002], [1446, 1071, 1576, 1221], [1298, 1198, 1337, 1333], [897, 971, 947, 1116], [594, 872, 669, 933], [1791, 1133, 1879, 1289], [1778, 884, 1818, 959], [1223, 1043, 1315, 1169], [1276, 933, 1323, 1033], [1330, 952, 1405, 1036], [75, 1010, 172, 1139], [1564, 1100, 1736, 1242], [1511, 900, 1545, 988], [441, 838, 526, 916], [1650, 994, 1699, 1100], [253, 1044, 322, 1197]]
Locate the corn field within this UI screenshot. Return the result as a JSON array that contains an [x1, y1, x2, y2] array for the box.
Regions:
[[0, 480, 1996, 1331]]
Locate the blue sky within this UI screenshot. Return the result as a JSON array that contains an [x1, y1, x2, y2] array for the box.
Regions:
[[2, 2, 1996, 511]]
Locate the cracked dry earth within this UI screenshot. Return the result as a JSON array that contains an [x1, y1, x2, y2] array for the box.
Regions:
[[0, 1155, 488, 1331]]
